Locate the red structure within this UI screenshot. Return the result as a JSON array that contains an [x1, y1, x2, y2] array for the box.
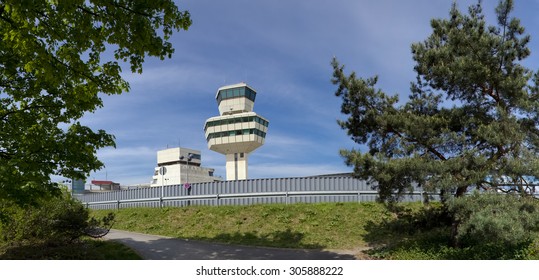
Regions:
[[91, 180, 120, 191]]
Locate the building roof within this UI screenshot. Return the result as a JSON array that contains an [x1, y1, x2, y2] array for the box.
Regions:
[[204, 111, 268, 122], [91, 180, 118, 186]]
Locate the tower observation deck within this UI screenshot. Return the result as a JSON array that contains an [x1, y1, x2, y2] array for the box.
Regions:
[[204, 83, 269, 180]]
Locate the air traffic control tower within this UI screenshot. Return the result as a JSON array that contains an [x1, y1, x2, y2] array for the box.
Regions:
[[204, 83, 269, 180]]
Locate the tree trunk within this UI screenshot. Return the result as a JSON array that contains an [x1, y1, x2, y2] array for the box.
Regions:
[[450, 220, 460, 247], [449, 186, 468, 247], [455, 186, 467, 197]]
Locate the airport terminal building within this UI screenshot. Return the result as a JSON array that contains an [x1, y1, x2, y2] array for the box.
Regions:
[[150, 147, 221, 187]]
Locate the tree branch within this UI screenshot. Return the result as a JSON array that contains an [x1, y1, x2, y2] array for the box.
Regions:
[[77, 5, 100, 18], [0, 104, 62, 122], [109, 2, 156, 19], [386, 125, 448, 161], [0, 150, 13, 160]]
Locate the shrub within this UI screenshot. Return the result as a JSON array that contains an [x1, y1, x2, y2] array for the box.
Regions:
[[0, 191, 114, 246], [384, 202, 450, 234], [448, 192, 539, 259]]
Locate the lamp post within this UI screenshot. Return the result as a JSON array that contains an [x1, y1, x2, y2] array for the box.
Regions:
[[180, 155, 185, 184], [181, 153, 193, 206], [159, 166, 167, 208], [187, 153, 193, 186]]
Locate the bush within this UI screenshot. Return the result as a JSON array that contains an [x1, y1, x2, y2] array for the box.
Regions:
[[384, 202, 450, 234], [448, 192, 539, 259], [0, 191, 114, 246]]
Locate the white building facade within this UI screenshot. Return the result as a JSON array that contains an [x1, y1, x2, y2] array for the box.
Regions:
[[150, 147, 221, 187], [204, 83, 269, 180]]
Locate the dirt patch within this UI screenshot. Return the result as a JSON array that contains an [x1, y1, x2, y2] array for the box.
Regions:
[[324, 246, 375, 260]]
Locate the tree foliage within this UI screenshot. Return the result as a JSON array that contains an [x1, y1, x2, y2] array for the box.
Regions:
[[0, 0, 191, 205], [0, 190, 115, 246], [332, 0, 539, 202], [447, 192, 539, 258]]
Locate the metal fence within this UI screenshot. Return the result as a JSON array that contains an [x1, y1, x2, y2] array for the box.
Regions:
[[77, 176, 428, 210]]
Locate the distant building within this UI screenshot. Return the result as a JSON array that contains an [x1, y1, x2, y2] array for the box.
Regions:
[[90, 180, 121, 191], [204, 83, 269, 180], [150, 147, 221, 187], [71, 171, 86, 194]]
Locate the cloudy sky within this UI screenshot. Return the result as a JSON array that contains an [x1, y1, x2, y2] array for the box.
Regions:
[[79, 0, 539, 186]]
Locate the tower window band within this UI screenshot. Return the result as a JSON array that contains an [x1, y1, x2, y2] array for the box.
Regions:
[[204, 116, 269, 130], [206, 128, 266, 141], [216, 86, 257, 104]]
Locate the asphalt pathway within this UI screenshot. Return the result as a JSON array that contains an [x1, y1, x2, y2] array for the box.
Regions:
[[103, 229, 357, 260]]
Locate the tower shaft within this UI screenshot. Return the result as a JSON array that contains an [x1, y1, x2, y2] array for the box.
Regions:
[[204, 83, 269, 181], [226, 152, 248, 180]]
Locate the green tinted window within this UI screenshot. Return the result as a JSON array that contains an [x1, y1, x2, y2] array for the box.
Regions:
[[205, 115, 268, 129], [206, 128, 267, 141], [217, 86, 257, 104]]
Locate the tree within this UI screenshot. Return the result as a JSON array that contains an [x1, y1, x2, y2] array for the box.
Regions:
[[331, 0, 539, 203], [0, 1, 191, 206]]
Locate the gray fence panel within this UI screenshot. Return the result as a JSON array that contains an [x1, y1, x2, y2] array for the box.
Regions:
[[79, 176, 432, 209]]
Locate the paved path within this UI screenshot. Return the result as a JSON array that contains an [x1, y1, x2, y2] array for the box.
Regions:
[[103, 229, 357, 260]]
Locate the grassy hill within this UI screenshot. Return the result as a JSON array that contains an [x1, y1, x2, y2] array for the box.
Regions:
[[92, 201, 539, 260], [94, 202, 386, 249], [5, 200, 538, 259], [92, 202, 448, 259]]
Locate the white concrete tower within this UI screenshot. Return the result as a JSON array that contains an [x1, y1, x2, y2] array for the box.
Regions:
[[204, 83, 269, 180]]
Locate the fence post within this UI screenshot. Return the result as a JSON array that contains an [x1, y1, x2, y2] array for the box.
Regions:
[[216, 194, 220, 206], [117, 200, 120, 210]]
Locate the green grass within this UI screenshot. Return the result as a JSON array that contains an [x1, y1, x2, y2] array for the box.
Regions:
[[91, 201, 539, 260], [4, 199, 538, 259], [0, 238, 142, 260], [93, 202, 392, 250], [91, 202, 438, 253]]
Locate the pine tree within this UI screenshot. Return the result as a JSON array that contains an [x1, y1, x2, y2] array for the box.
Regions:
[[332, 0, 539, 202]]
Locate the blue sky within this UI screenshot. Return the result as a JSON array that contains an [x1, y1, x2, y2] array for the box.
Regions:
[[79, 0, 539, 186]]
